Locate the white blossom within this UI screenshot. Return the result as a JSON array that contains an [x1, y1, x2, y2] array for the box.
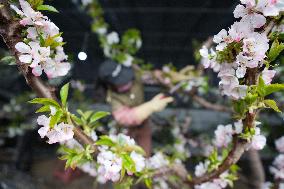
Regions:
[[214, 124, 233, 148], [147, 152, 169, 169], [12, 0, 71, 78], [37, 115, 74, 144], [261, 182, 272, 189], [275, 136, 284, 153], [250, 127, 266, 150], [10, 0, 46, 26], [130, 151, 146, 172], [81, 0, 93, 6], [106, 32, 119, 45], [97, 150, 122, 183], [270, 154, 284, 179], [110, 133, 136, 146], [234, 120, 243, 134], [79, 162, 97, 177], [195, 161, 209, 177], [122, 54, 133, 67]]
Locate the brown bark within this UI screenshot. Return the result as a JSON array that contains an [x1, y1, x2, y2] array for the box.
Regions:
[[246, 150, 265, 189]]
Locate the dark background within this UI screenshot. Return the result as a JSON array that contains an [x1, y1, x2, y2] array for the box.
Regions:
[[48, 0, 237, 81], [0, 0, 238, 100]]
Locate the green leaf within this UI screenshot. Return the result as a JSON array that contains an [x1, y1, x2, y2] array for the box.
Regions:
[[36, 105, 51, 113], [29, 98, 60, 108], [27, 0, 43, 8], [1, 56, 16, 65], [95, 136, 115, 147], [264, 83, 284, 96], [264, 99, 281, 112], [134, 146, 146, 155], [244, 93, 258, 105], [71, 114, 83, 126], [257, 77, 266, 97], [37, 4, 59, 13], [90, 111, 110, 123], [60, 83, 69, 107], [50, 110, 63, 128], [83, 111, 94, 121], [121, 154, 136, 173], [268, 38, 284, 62], [144, 178, 152, 189]]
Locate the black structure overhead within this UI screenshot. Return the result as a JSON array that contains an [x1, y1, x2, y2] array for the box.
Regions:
[[42, 0, 237, 81], [0, 0, 238, 85]]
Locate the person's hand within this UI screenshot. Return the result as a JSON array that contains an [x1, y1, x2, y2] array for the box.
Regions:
[[149, 93, 174, 112]]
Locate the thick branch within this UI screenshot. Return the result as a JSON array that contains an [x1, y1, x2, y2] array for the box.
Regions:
[[186, 21, 276, 186], [246, 150, 265, 189], [0, 0, 95, 149], [191, 94, 231, 112]]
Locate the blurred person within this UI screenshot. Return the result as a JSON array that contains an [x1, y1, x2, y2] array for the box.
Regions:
[[99, 60, 173, 156]]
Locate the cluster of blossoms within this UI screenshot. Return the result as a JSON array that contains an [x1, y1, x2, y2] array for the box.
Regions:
[[11, 0, 70, 78], [97, 149, 123, 183], [200, 0, 283, 99], [102, 31, 140, 67], [36, 107, 74, 144], [262, 136, 284, 189], [171, 126, 191, 159], [95, 134, 172, 186], [193, 120, 266, 189], [270, 136, 284, 181], [214, 120, 266, 150], [146, 152, 169, 170], [82, 0, 142, 68], [96, 134, 146, 183], [195, 158, 233, 189], [195, 171, 231, 189]]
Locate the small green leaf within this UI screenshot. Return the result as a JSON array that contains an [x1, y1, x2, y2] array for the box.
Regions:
[[257, 77, 266, 97], [29, 98, 60, 108], [264, 83, 284, 96], [264, 99, 281, 112], [28, 0, 43, 8], [268, 38, 284, 62], [90, 111, 110, 123], [121, 154, 136, 173], [1, 56, 16, 65], [37, 4, 59, 13], [144, 178, 152, 189], [35, 105, 51, 113], [71, 114, 83, 125], [95, 136, 115, 147], [60, 83, 69, 107], [50, 110, 63, 128]]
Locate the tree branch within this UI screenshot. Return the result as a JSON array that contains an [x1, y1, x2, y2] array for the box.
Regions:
[[246, 150, 265, 189], [0, 0, 95, 149], [191, 94, 231, 112]]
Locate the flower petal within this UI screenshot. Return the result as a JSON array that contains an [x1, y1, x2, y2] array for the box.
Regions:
[[32, 66, 43, 76], [15, 42, 31, 53], [19, 54, 32, 63]]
